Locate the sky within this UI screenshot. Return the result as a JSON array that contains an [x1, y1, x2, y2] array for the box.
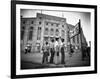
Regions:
[[21, 9, 91, 45]]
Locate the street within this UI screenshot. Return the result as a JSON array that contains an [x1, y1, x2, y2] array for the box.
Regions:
[[21, 50, 90, 69]]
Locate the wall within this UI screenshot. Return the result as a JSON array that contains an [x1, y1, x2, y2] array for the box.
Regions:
[[0, 0, 99, 79]]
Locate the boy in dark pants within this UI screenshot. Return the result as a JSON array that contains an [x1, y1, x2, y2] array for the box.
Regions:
[[42, 42, 49, 64], [49, 39, 55, 64], [61, 39, 65, 64]]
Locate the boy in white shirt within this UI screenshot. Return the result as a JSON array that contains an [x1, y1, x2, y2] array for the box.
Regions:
[[54, 38, 60, 64]]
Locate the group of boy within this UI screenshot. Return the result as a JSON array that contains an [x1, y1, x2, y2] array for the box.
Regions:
[[42, 38, 66, 65]]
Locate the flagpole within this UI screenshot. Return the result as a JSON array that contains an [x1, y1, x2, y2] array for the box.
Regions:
[[79, 19, 84, 61]]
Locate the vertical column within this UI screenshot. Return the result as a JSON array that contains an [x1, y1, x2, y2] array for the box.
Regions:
[[31, 24, 37, 52], [40, 19, 45, 53], [79, 19, 84, 60], [65, 24, 68, 52], [23, 23, 29, 50]]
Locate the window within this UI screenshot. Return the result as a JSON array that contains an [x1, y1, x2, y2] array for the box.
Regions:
[[28, 31, 33, 40], [37, 37, 41, 40], [62, 25, 64, 28], [46, 22, 48, 25], [73, 36, 75, 43], [30, 27, 33, 30], [39, 21, 41, 25], [68, 36, 70, 42], [39, 17, 42, 19], [31, 21, 34, 24], [51, 23, 53, 26], [56, 24, 59, 27], [62, 30, 65, 35], [23, 21, 25, 24], [28, 27, 34, 40], [70, 38, 73, 44], [22, 27, 25, 30], [77, 35, 79, 43], [37, 27, 41, 40], [45, 28, 48, 31], [44, 28, 49, 35], [56, 29, 59, 32], [61, 30, 65, 38], [21, 30, 24, 40], [21, 26, 25, 40], [50, 28, 54, 35], [56, 29, 59, 36], [51, 28, 54, 32], [51, 28, 53, 31]]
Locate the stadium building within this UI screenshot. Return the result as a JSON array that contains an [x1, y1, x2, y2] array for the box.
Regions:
[[21, 13, 87, 53]]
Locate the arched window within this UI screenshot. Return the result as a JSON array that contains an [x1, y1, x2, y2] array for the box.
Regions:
[[44, 28, 49, 35], [23, 21, 26, 24], [45, 28, 48, 31], [56, 29, 59, 36], [56, 29, 59, 32], [28, 27, 34, 40], [62, 25, 64, 28], [30, 27, 33, 30], [39, 21, 42, 25], [46, 22, 48, 26], [51, 23, 53, 26], [61, 30, 65, 37], [39, 17, 42, 19], [21, 26, 25, 40], [51, 28, 54, 31], [56, 24, 59, 27], [31, 21, 34, 24], [50, 28, 54, 35], [37, 27, 41, 40], [73, 36, 75, 43]]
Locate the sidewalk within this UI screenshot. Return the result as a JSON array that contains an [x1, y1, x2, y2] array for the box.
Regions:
[[21, 51, 90, 69]]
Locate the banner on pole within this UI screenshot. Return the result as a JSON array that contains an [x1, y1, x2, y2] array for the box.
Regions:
[[70, 22, 80, 38]]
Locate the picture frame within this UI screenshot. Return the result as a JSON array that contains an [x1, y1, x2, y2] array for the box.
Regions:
[[11, 0, 97, 79]]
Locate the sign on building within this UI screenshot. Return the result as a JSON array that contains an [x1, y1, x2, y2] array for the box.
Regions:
[[70, 22, 80, 38]]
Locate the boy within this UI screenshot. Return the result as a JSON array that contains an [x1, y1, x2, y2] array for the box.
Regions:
[[42, 42, 49, 64]]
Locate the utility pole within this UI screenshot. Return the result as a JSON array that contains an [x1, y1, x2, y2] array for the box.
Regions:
[[79, 19, 84, 61]]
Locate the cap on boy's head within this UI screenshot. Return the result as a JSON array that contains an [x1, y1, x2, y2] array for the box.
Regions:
[[56, 38, 59, 41], [51, 39, 54, 42], [46, 41, 48, 45], [61, 39, 64, 42]]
